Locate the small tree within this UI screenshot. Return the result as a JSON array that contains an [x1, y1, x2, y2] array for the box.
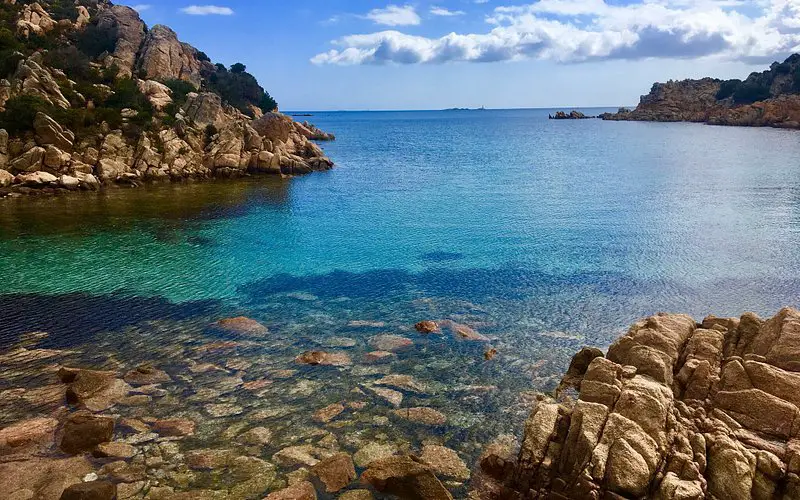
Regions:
[[230, 62, 246, 74]]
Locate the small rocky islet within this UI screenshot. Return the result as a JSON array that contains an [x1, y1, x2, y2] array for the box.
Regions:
[[3, 307, 800, 499], [0, 1, 335, 199]]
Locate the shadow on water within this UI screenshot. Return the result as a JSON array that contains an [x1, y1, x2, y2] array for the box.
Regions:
[[0, 177, 292, 238], [0, 292, 221, 349]]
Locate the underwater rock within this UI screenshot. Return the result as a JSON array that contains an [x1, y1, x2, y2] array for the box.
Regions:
[[122, 364, 171, 386], [237, 426, 273, 446], [59, 367, 132, 412], [391, 407, 447, 426], [364, 351, 395, 363], [338, 490, 373, 500], [212, 316, 269, 337], [367, 386, 403, 407], [414, 321, 440, 334], [205, 403, 244, 418], [0, 416, 58, 456], [374, 374, 428, 394], [313, 403, 345, 423], [92, 441, 136, 459], [60, 480, 116, 500], [367, 335, 414, 352], [419, 445, 470, 481], [295, 351, 352, 366], [353, 442, 399, 468], [361, 455, 453, 500], [312, 452, 356, 493], [152, 418, 196, 437], [185, 449, 234, 470], [265, 480, 317, 500], [60, 412, 114, 455]]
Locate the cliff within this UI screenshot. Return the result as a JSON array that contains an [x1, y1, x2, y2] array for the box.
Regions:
[[473, 308, 800, 499], [602, 54, 800, 129], [0, 1, 334, 197]]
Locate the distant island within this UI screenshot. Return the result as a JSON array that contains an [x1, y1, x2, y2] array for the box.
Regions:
[[549, 110, 596, 120], [602, 54, 800, 129], [0, 0, 335, 198], [444, 106, 487, 111]]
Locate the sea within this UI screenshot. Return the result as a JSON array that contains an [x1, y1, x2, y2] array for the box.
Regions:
[[1, 108, 799, 492]]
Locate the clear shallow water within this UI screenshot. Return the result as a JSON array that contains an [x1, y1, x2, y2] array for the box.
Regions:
[[2, 108, 800, 491]]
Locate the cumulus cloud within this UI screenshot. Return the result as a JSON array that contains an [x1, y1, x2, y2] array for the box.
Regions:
[[131, 4, 151, 12], [431, 6, 466, 16], [365, 5, 421, 26], [180, 5, 234, 16], [312, 0, 800, 65]]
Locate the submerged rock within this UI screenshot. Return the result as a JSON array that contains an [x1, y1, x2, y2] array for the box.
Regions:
[[59, 367, 132, 412], [391, 407, 447, 426], [353, 442, 399, 468], [361, 455, 453, 500], [295, 351, 352, 366], [60, 412, 114, 455], [414, 321, 440, 334], [265, 481, 317, 500], [312, 452, 356, 493], [367, 386, 403, 407], [367, 335, 413, 352], [313, 403, 345, 423], [212, 316, 268, 337], [60, 480, 116, 500], [152, 418, 196, 437], [419, 445, 470, 481], [374, 374, 428, 394], [0, 416, 58, 456], [122, 364, 171, 386]]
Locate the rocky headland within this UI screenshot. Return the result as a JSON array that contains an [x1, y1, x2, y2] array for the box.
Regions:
[[473, 307, 800, 499], [548, 111, 594, 120], [602, 54, 800, 129], [0, 0, 334, 198]]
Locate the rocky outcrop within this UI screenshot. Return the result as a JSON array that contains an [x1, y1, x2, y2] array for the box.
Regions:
[[94, 5, 146, 78], [137, 25, 209, 87], [137, 79, 173, 109], [474, 308, 800, 499], [548, 110, 594, 120], [602, 54, 800, 129], [11, 54, 71, 109], [16, 2, 56, 38]]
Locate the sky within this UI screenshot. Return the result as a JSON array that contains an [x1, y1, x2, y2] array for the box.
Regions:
[[120, 0, 800, 110]]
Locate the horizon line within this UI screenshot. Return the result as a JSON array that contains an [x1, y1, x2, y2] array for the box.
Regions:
[[282, 105, 635, 113]]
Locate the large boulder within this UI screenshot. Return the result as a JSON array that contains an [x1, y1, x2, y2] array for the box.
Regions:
[[182, 92, 229, 130], [137, 80, 173, 110], [252, 112, 293, 143], [8, 147, 46, 173], [0, 168, 13, 187], [34, 113, 75, 151], [137, 25, 205, 87], [0, 456, 93, 500], [59, 367, 132, 411], [16, 2, 56, 38], [13, 56, 70, 109], [59, 412, 115, 455], [94, 6, 146, 78]]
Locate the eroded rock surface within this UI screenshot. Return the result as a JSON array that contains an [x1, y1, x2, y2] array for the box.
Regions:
[[474, 308, 800, 499]]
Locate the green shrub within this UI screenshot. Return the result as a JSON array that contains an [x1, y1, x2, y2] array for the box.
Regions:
[[715, 79, 741, 100], [230, 62, 246, 74], [75, 20, 117, 59], [0, 94, 52, 134], [196, 51, 210, 62], [732, 82, 771, 104], [164, 78, 196, 104], [0, 49, 23, 79]]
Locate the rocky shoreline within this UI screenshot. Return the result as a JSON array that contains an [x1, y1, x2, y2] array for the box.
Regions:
[[472, 307, 800, 499], [601, 54, 800, 129], [2, 308, 800, 499], [0, 2, 336, 199]]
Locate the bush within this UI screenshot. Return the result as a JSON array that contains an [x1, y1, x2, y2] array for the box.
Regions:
[[230, 62, 246, 74], [164, 78, 196, 104], [203, 66, 278, 116], [0, 94, 52, 134], [44, 45, 92, 81], [196, 51, 210, 62], [0, 48, 23, 79], [716, 79, 741, 100], [732, 82, 771, 104], [75, 21, 117, 59]]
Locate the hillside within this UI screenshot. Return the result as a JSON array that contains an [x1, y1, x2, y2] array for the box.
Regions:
[[602, 54, 800, 128], [0, 0, 334, 196]]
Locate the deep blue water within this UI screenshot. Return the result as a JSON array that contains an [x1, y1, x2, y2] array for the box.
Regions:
[[2, 107, 800, 350]]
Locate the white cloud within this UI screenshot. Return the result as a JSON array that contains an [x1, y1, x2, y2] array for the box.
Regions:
[[312, 0, 800, 65], [365, 5, 421, 26], [180, 5, 234, 16], [431, 6, 466, 16], [131, 4, 151, 12]]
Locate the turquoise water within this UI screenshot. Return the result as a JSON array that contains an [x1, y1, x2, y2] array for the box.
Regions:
[[1, 109, 800, 487]]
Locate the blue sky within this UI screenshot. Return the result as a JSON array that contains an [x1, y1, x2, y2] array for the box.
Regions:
[[121, 0, 800, 110]]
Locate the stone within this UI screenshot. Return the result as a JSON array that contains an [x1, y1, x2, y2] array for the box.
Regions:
[[237, 426, 272, 446], [10, 148, 46, 174], [447, 322, 490, 341], [361, 455, 453, 500], [314, 403, 345, 423], [253, 113, 294, 143], [185, 449, 233, 470], [391, 407, 447, 425], [312, 453, 356, 493], [419, 445, 470, 481], [34, 113, 74, 150], [152, 418, 195, 437], [16, 3, 56, 38], [0, 456, 93, 500], [59, 175, 80, 190], [367, 335, 414, 352], [415, 321, 440, 334], [365, 351, 395, 363], [59, 367, 132, 412], [265, 481, 317, 500], [60, 412, 114, 455], [205, 403, 243, 417], [59, 481, 116, 500], [374, 374, 428, 393], [137, 25, 205, 87], [137, 80, 173, 109], [212, 316, 268, 337], [94, 6, 146, 78], [354, 442, 399, 468], [368, 386, 403, 407], [338, 490, 373, 500], [273, 445, 327, 468], [295, 351, 352, 366], [92, 442, 136, 459], [0, 417, 58, 456], [0, 168, 12, 187], [123, 365, 171, 386]]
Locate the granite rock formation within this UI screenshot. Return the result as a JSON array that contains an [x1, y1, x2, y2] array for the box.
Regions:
[[602, 54, 800, 129], [474, 308, 800, 499], [0, 0, 333, 198]]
